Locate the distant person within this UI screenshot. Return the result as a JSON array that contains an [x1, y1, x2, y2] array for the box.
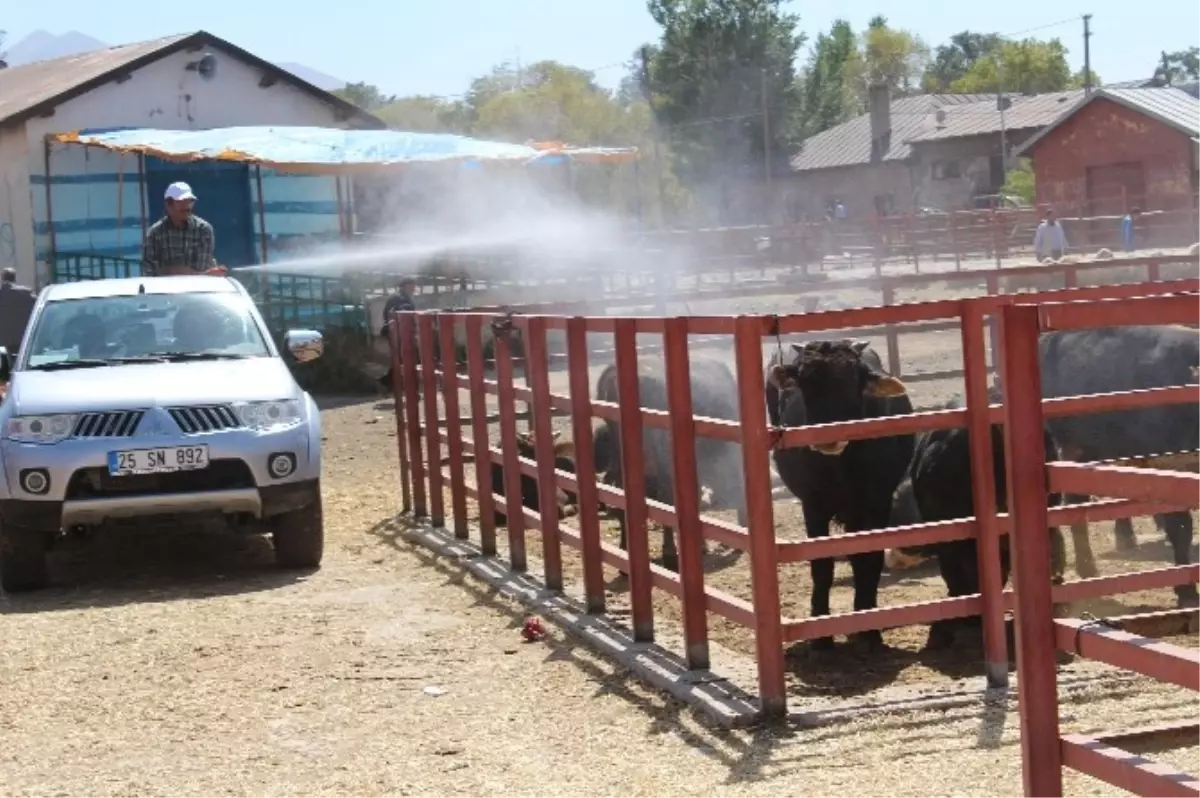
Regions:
[[379, 277, 418, 394], [834, 200, 847, 220], [142, 182, 227, 277], [0, 267, 35, 357], [1034, 208, 1068, 261], [1120, 206, 1142, 251]]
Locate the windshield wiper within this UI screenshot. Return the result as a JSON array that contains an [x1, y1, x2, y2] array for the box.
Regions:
[[28, 359, 114, 371], [156, 352, 254, 362]]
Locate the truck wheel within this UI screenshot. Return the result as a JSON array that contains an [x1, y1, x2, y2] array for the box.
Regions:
[[0, 521, 49, 592], [271, 488, 324, 569]]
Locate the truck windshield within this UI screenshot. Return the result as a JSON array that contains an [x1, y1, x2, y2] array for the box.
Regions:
[[23, 291, 272, 369]]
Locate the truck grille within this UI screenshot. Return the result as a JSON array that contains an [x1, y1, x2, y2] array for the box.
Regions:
[[73, 411, 145, 438], [168, 405, 242, 434]]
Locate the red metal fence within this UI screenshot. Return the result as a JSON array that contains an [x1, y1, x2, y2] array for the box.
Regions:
[[1004, 293, 1200, 797], [387, 268, 1199, 721]]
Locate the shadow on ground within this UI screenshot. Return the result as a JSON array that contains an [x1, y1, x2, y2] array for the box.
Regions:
[[365, 513, 1019, 786], [0, 519, 312, 615]]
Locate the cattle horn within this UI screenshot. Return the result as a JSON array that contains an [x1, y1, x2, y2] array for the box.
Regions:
[[851, 339, 870, 354]]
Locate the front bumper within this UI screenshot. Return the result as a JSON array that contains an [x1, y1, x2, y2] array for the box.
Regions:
[[0, 422, 319, 530]]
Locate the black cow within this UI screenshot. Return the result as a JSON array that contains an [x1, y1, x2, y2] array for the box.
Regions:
[[594, 356, 747, 571], [1040, 325, 1199, 606], [885, 394, 1067, 648], [766, 339, 914, 651], [490, 430, 578, 528]]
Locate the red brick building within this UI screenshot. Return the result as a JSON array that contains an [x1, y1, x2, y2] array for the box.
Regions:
[[1018, 87, 1199, 216]]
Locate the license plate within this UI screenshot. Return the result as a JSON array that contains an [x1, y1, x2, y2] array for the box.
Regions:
[[107, 445, 209, 476]]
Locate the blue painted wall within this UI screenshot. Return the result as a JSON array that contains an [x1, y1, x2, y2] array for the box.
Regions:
[[34, 142, 349, 277]]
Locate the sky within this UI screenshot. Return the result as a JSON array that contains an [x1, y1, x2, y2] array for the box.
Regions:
[[5, 0, 1199, 98]]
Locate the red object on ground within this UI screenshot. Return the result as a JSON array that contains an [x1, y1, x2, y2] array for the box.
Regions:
[[521, 616, 546, 642]]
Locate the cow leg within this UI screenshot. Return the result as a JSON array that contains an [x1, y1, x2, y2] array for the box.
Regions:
[[656, 476, 680, 573], [926, 542, 971, 650], [1049, 526, 1066, 585], [804, 508, 837, 651], [848, 550, 886, 649], [1160, 512, 1198, 607], [1066, 493, 1098, 578], [1113, 516, 1138, 552]]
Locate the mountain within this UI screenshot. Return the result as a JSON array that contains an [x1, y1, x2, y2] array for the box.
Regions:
[[5, 29, 108, 65], [276, 62, 347, 91], [1, 30, 347, 91]]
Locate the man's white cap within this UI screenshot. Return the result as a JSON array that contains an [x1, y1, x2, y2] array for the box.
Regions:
[[164, 182, 196, 201]]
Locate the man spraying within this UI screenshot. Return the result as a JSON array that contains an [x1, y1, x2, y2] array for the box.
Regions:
[[378, 277, 418, 394], [1120, 206, 1142, 252], [142, 182, 228, 277], [1033, 208, 1068, 261]]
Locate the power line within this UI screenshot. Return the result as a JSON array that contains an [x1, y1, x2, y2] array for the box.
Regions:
[[998, 15, 1084, 40]]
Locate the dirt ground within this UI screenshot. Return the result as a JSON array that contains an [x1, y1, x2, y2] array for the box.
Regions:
[[2, 397, 1194, 798]]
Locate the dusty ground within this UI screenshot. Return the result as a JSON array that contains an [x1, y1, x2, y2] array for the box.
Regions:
[[2, 397, 1194, 797]]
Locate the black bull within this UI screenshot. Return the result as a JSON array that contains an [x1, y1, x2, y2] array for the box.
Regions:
[[593, 356, 747, 571], [887, 325, 1199, 608]]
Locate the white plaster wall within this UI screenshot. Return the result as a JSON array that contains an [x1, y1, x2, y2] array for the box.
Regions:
[[10, 42, 365, 285]]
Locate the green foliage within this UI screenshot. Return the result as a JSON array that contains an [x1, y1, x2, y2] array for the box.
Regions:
[[1001, 158, 1036, 205], [1154, 47, 1200, 84], [642, 0, 805, 185], [332, 81, 395, 111], [855, 15, 931, 96], [949, 38, 1082, 94], [923, 31, 1003, 92], [798, 19, 860, 137]]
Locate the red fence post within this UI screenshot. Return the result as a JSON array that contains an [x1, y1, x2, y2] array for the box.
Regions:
[[1001, 302, 1064, 798], [663, 316, 710, 670], [418, 313, 445, 527], [614, 317, 655, 642], [400, 313, 427, 518], [732, 315, 787, 720], [566, 316, 606, 614], [961, 300, 1008, 686], [438, 315, 468, 539], [494, 319, 527, 572], [525, 316, 564, 592], [387, 317, 412, 514], [465, 315, 497, 556]]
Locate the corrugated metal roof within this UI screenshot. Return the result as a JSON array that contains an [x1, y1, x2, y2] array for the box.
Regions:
[[1102, 86, 1199, 135], [0, 35, 190, 126], [906, 91, 1082, 143], [789, 93, 994, 172], [0, 31, 384, 130], [1016, 86, 1200, 155]]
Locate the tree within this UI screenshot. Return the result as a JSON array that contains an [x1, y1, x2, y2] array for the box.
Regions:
[[855, 15, 931, 97], [797, 19, 860, 138], [1000, 158, 1036, 205], [1154, 47, 1200, 85], [644, 0, 805, 186], [375, 96, 468, 133], [950, 38, 1090, 94], [922, 31, 1003, 91], [332, 81, 394, 111]]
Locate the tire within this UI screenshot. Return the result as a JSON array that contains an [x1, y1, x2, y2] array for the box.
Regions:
[[270, 487, 324, 569], [0, 520, 49, 592]]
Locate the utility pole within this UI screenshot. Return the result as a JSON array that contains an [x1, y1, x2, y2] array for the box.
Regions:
[[1082, 14, 1093, 95], [639, 46, 669, 229], [761, 67, 773, 223]]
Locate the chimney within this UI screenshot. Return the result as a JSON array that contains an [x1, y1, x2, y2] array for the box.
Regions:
[[868, 84, 891, 162]]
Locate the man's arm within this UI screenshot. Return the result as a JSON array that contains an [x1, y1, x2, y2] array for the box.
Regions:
[[1033, 223, 1045, 257], [195, 221, 216, 270]]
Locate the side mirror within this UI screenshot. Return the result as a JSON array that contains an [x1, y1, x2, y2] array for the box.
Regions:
[[0, 346, 11, 383], [283, 329, 323, 363]]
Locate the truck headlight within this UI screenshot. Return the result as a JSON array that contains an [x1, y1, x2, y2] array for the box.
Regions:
[[6, 414, 78, 444], [234, 400, 302, 431]]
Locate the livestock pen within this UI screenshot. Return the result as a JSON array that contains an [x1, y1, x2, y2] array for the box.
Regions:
[[386, 252, 1199, 725], [1002, 292, 1199, 797]]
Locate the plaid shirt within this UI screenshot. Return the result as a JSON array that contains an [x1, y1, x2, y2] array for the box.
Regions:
[[142, 214, 216, 275]]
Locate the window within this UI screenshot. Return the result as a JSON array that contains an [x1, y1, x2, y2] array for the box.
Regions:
[[23, 291, 271, 369], [932, 160, 962, 181]]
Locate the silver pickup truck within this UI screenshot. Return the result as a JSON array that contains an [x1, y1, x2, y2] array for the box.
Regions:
[[0, 275, 326, 592]]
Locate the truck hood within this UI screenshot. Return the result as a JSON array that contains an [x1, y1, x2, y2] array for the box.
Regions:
[[9, 358, 300, 414]]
